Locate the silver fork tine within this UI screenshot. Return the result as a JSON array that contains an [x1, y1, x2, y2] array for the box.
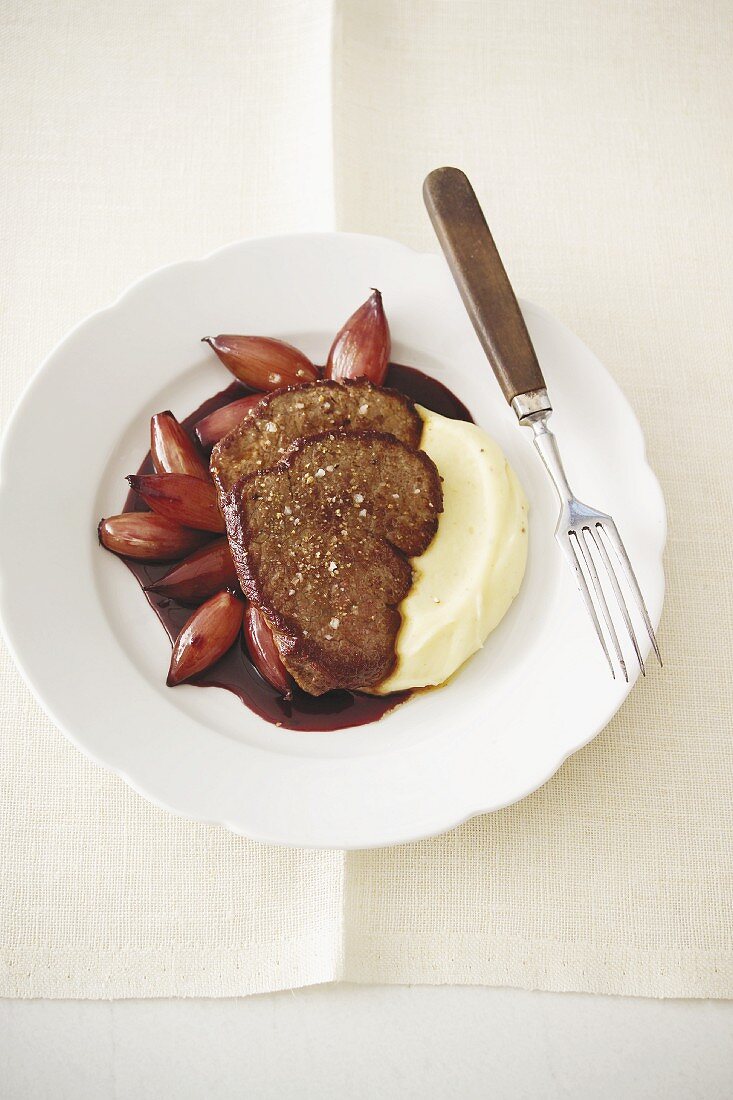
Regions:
[[588, 525, 645, 677], [576, 528, 628, 682], [560, 532, 615, 678], [597, 520, 662, 665]]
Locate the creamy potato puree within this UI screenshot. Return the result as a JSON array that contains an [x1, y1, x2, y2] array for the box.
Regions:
[[375, 407, 528, 694]]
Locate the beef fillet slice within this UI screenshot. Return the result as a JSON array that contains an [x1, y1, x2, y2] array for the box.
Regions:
[[210, 379, 423, 494], [222, 429, 443, 695]]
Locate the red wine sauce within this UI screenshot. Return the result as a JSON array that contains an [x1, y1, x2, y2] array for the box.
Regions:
[[119, 365, 472, 731]]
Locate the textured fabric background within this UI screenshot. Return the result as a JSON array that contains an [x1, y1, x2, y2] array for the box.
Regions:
[[1, 0, 732, 998], [333, 0, 733, 998]]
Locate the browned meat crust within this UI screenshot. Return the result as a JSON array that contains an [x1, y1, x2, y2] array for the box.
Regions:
[[210, 379, 422, 494], [222, 429, 443, 695]]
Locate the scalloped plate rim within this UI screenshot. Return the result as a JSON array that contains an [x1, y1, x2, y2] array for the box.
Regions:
[[0, 232, 666, 849]]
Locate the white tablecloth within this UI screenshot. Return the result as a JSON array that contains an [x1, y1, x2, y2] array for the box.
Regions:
[[1, 0, 731, 1000]]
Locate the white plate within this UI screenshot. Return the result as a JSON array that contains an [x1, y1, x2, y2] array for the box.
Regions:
[[0, 233, 665, 849]]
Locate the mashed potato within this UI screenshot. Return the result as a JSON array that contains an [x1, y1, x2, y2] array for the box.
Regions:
[[375, 407, 528, 693]]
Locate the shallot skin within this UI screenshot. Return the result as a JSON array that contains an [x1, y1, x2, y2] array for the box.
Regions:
[[325, 290, 390, 385], [98, 513, 210, 561], [150, 411, 209, 480], [194, 394, 263, 448], [145, 538, 239, 604], [127, 473, 225, 533], [243, 604, 292, 698], [202, 335, 318, 391], [167, 590, 244, 686]]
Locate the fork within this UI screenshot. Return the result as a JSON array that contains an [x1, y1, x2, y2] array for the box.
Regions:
[[423, 167, 661, 680]]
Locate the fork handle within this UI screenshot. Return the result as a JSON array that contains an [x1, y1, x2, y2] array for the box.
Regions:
[[423, 167, 548, 414]]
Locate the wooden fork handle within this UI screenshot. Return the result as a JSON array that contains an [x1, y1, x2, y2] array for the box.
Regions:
[[423, 167, 546, 406]]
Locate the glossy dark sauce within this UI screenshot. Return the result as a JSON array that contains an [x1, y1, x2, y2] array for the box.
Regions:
[[120, 364, 473, 731]]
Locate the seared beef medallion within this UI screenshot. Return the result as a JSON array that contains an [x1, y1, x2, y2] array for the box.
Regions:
[[222, 428, 443, 695]]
